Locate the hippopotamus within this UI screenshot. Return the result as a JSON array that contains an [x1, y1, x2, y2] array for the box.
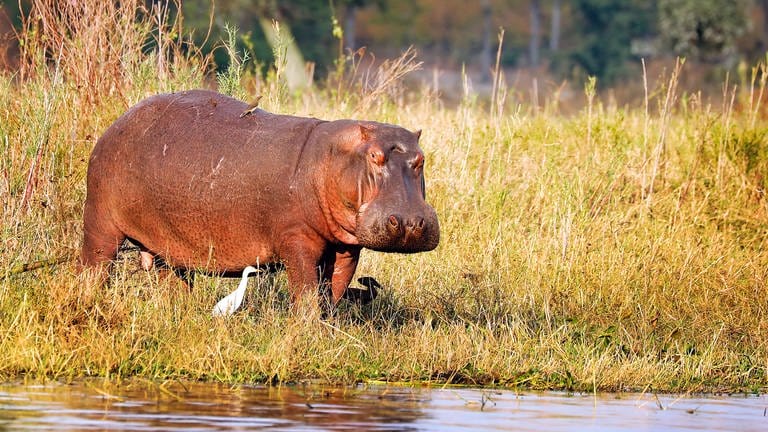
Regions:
[[81, 89, 439, 305]]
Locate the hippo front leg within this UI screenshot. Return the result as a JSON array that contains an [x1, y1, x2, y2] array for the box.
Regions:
[[279, 233, 326, 306], [321, 247, 361, 304]]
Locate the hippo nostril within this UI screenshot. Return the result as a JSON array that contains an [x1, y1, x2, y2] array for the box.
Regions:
[[386, 214, 402, 236], [406, 216, 424, 229], [388, 214, 399, 228]]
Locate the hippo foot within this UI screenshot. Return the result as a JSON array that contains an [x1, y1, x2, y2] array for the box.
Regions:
[[342, 276, 382, 305]]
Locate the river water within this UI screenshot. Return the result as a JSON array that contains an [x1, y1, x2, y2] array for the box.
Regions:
[[0, 380, 765, 431]]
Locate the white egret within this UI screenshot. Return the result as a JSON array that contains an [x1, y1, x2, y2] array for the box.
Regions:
[[212, 266, 258, 316]]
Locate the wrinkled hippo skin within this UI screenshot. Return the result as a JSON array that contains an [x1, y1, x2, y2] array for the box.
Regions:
[[81, 90, 439, 304]]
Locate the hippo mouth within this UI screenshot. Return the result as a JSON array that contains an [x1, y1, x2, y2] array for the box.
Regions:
[[355, 202, 440, 253]]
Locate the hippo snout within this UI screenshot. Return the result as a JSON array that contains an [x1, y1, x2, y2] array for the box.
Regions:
[[387, 213, 426, 241], [358, 206, 440, 253]]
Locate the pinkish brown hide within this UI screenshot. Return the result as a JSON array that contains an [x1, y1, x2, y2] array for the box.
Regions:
[[81, 90, 439, 305]]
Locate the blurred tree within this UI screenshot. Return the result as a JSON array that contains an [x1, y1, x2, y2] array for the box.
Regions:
[[8, 0, 766, 88], [762, 0, 768, 41], [358, 0, 487, 65], [529, 0, 541, 67], [274, 0, 335, 66], [550, 0, 560, 52], [182, 0, 336, 78], [480, 0, 492, 81], [565, 0, 655, 83], [181, 0, 272, 69], [338, 0, 385, 51], [658, 0, 747, 62], [0, 4, 18, 70]]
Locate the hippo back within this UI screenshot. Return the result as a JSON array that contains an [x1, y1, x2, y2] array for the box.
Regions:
[[86, 90, 325, 269]]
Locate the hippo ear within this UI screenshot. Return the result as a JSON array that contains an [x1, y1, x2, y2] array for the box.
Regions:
[[359, 124, 374, 142], [414, 129, 422, 141], [332, 122, 370, 155], [355, 124, 386, 166]]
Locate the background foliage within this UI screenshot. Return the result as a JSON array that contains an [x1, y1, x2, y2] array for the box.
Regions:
[[2, 0, 767, 86]]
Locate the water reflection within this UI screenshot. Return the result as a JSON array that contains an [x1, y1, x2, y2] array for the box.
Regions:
[[0, 380, 765, 431]]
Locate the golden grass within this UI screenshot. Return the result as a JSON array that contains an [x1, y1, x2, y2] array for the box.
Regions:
[[1, 2, 767, 393]]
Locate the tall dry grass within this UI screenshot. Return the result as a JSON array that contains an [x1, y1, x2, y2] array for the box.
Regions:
[[1, 2, 767, 393]]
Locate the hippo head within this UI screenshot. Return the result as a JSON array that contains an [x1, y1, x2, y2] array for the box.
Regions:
[[316, 121, 440, 253]]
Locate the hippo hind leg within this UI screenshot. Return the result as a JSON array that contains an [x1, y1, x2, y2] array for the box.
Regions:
[[80, 200, 125, 274]]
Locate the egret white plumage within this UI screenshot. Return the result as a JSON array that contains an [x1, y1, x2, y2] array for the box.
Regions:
[[212, 266, 258, 316]]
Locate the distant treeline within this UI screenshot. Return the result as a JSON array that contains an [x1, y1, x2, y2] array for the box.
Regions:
[[2, 0, 767, 83]]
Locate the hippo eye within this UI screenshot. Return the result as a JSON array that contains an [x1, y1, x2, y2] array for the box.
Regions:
[[369, 149, 386, 166], [391, 144, 406, 154]]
